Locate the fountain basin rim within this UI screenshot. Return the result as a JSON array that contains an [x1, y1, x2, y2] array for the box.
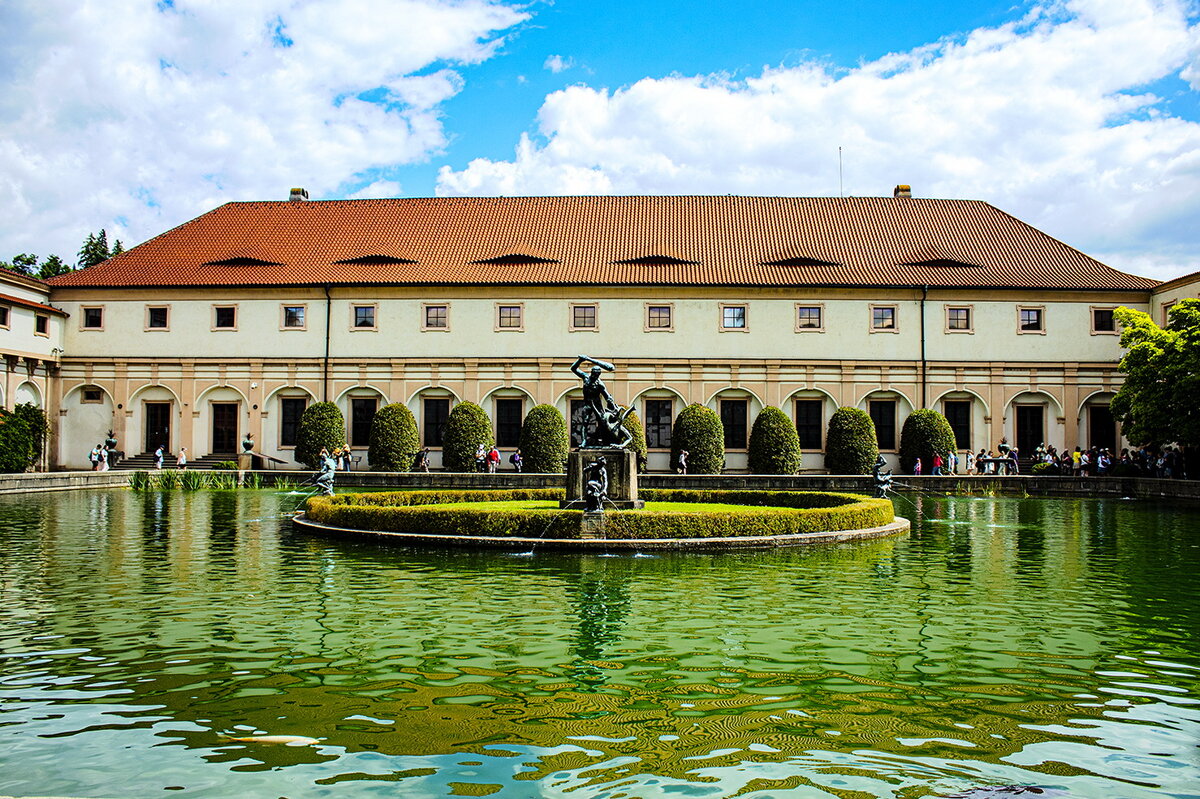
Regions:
[[292, 512, 909, 550]]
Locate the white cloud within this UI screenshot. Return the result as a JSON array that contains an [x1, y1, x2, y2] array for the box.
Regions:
[[438, 0, 1200, 280], [0, 0, 527, 261], [544, 54, 573, 73]]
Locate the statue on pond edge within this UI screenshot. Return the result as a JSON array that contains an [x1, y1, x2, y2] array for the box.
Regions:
[[872, 454, 893, 498], [571, 355, 633, 449], [582, 456, 609, 513]]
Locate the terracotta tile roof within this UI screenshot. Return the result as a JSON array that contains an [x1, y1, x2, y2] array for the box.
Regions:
[[0, 292, 69, 316], [46, 196, 1159, 292]]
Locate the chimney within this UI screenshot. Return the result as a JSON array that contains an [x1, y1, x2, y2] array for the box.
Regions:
[[289, 187, 309, 202], [894, 184, 912, 199]]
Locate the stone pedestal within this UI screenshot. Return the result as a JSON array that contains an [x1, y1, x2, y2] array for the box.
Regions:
[[237, 453, 253, 470], [562, 448, 644, 510]]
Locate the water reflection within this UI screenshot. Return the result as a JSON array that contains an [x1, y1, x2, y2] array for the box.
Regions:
[[0, 490, 1197, 798]]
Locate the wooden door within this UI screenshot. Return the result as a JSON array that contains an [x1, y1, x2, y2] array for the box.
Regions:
[[144, 403, 171, 453], [211, 403, 239, 454]]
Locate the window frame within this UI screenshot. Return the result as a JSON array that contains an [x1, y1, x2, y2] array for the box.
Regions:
[[0, 305, 9, 329], [644, 398, 674, 450], [1090, 306, 1117, 335], [34, 313, 49, 337], [794, 303, 825, 333], [495, 302, 525, 332], [80, 387, 104, 404], [421, 303, 450, 332], [1162, 301, 1175, 327], [645, 303, 674, 332], [868, 398, 898, 451], [80, 305, 105, 331], [281, 304, 308, 331], [944, 304, 974, 334], [212, 305, 238, 331], [422, 396, 452, 447], [145, 304, 171, 331], [494, 397, 524, 448], [719, 303, 748, 333], [278, 395, 309, 449], [569, 303, 598, 332], [869, 304, 899, 333], [350, 303, 378, 331], [719, 398, 749, 450], [794, 398, 824, 450], [1017, 305, 1046, 335]]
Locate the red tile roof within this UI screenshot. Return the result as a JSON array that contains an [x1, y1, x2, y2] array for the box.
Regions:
[[46, 196, 1159, 291], [0, 292, 68, 316]]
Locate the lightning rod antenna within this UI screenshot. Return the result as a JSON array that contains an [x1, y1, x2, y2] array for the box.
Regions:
[[838, 146, 844, 198]]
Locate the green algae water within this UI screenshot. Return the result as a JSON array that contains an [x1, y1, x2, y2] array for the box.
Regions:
[[1, 490, 1197, 798]]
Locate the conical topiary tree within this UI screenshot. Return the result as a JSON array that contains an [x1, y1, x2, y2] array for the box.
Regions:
[[442, 401, 494, 472], [670, 403, 724, 474], [518, 404, 569, 473], [623, 410, 648, 472], [368, 403, 419, 470], [294, 401, 346, 468], [825, 406, 878, 475], [899, 409, 958, 474], [748, 406, 802, 474]]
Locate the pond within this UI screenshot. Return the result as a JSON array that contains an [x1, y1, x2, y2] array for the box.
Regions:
[[0, 489, 1197, 798]]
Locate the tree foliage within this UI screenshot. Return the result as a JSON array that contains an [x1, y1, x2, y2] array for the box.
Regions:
[[442, 401, 494, 472], [77, 229, 122, 269], [670, 403, 724, 474], [825, 407, 878, 474], [622, 410, 648, 472], [1111, 301, 1200, 447], [368, 403, 419, 470], [518, 404, 569, 473], [0, 408, 34, 473], [294, 401, 346, 468], [748, 406, 802, 474], [898, 409, 958, 474]]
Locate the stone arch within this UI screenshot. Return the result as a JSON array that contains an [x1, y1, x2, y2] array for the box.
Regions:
[[930, 388, 991, 453], [1077, 390, 1121, 451], [14, 380, 41, 407], [262, 385, 318, 458], [335, 384, 388, 450], [480, 385, 537, 449], [1003, 390, 1066, 454], [856, 389, 916, 454], [126, 384, 183, 456], [60, 383, 116, 469], [194, 384, 251, 457], [784, 387, 840, 458]]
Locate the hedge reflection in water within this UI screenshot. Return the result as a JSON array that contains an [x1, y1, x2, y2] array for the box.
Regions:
[[0, 489, 1197, 798]]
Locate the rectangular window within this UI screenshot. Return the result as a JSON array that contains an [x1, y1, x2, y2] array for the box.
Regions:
[[1018, 307, 1044, 332], [646, 304, 673, 330], [943, 400, 971, 450], [720, 399, 748, 449], [423, 304, 448, 330], [82, 307, 103, 329], [423, 398, 450, 446], [1162, 301, 1175, 326], [1092, 307, 1116, 334], [279, 397, 308, 447], [350, 397, 377, 447], [214, 306, 237, 329], [796, 305, 823, 331], [946, 306, 972, 331], [645, 399, 674, 449], [495, 398, 524, 448], [353, 305, 376, 329], [794, 399, 823, 449], [569, 399, 597, 448], [497, 304, 523, 330], [721, 305, 746, 330], [571, 304, 597, 330], [147, 306, 169, 329], [869, 400, 897, 450], [81, 387, 103, 404], [34, 314, 48, 336], [283, 305, 306, 329], [0, 306, 8, 328], [871, 305, 897, 331]]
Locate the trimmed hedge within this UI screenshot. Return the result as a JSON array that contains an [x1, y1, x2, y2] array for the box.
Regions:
[[442, 401, 494, 472], [825, 407, 878, 475], [368, 403, 420, 471], [623, 410, 648, 471], [671, 403, 724, 474], [295, 401, 346, 468], [518, 404, 569, 473], [305, 488, 894, 540], [898, 409, 958, 474], [748, 406, 802, 475]]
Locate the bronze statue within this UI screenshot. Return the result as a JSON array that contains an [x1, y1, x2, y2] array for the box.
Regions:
[[582, 456, 609, 512], [571, 355, 633, 449], [872, 454, 893, 498]]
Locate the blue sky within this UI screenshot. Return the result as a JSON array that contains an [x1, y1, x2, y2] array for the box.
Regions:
[[1, 0, 1198, 280]]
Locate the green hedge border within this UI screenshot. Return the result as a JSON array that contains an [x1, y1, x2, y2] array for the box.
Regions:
[[305, 488, 894, 540]]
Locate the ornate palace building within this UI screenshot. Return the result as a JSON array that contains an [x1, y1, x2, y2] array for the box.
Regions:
[[6, 188, 1196, 471]]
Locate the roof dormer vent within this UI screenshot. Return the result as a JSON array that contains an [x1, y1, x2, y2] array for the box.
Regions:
[[289, 187, 309, 202]]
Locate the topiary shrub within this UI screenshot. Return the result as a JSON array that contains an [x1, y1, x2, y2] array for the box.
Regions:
[[748, 406, 802, 474], [0, 409, 34, 473], [518, 404, 569, 473], [368, 402, 419, 471], [294, 401, 346, 468], [442, 401, 494, 472], [825, 407, 878, 474], [10, 403, 48, 469], [670, 403, 724, 474], [623, 410, 648, 472], [898, 409, 958, 474]]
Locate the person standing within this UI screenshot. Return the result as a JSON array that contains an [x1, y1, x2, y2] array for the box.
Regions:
[[509, 448, 522, 473], [676, 450, 688, 475], [89, 444, 102, 471], [932, 453, 943, 476], [414, 447, 430, 472], [475, 443, 487, 473], [154, 445, 164, 470], [176, 447, 187, 470], [913, 457, 922, 476], [965, 450, 974, 475], [487, 445, 500, 473]]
